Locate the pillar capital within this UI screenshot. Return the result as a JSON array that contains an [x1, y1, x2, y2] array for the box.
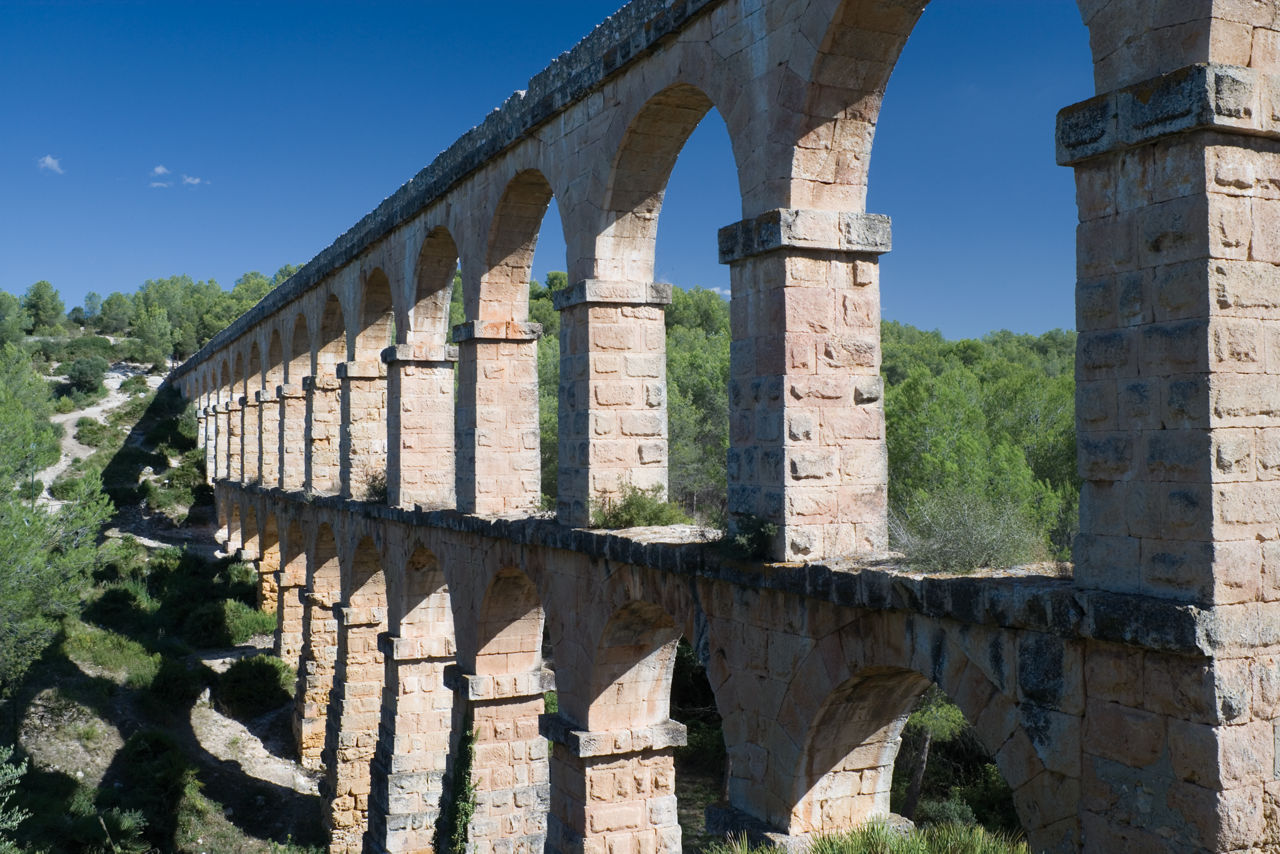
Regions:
[[551, 279, 672, 310], [277, 382, 306, 398], [442, 664, 553, 702], [539, 714, 686, 759], [302, 373, 340, 393], [376, 631, 455, 662], [335, 359, 385, 380], [380, 342, 459, 365], [1057, 63, 1274, 166], [718, 209, 891, 264], [255, 389, 278, 405], [451, 320, 541, 343]]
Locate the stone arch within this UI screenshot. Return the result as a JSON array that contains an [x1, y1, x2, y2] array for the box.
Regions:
[[596, 82, 719, 283], [475, 169, 555, 323], [410, 225, 458, 348], [258, 511, 282, 614], [473, 565, 544, 676], [767, 615, 1067, 849], [232, 350, 246, 400], [295, 521, 343, 769], [218, 356, 230, 402], [227, 499, 243, 551], [402, 544, 447, 633], [356, 268, 395, 360], [286, 311, 310, 382], [241, 500, 260, 558], [317, 293, 347, 370]]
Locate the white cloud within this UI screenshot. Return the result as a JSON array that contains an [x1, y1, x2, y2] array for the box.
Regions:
[[182, 174, 202, 186], [37, 154, 64, 174], [151, 164, 170, 176], [149, 181, 172, 189]]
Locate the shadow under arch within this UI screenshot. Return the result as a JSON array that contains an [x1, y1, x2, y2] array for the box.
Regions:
[[409, 225, 459, 349], [293, 521, 341, 770], [357, 268, 395, 361]]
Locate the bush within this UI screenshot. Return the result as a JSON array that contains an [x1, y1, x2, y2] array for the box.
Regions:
[[889, 487, 1041, 574], [74, 417, 119, 449], [722, 514, 778, 561], [914, 798, 977, 827], [149, 658, 213, 707], [181, 599, 274, 648], [53, 395, 76, 414], [65, 356, 109, 395], [590, 484, 691, 528], [64, 335, 116, 362], [706, 822, 1028, 854], [16, 478, 41, 502], [215, 655, 294, 720], [107, 730, 199, 847], [120, 374, 149, 395]]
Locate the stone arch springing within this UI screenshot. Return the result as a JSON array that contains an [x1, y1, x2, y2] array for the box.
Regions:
[[267, 328, 284, 390], [241, 501, 260, 559], [295, 521, 342, 769], [411, 226, 459, 349], [402, 545, 448, 635], [473, 565, 544, 675], [317, 293, 347, 370], [357, 268, 395, 360], [277, 518, 308, 664], [248, 340, 263, 395], [584, 600, 681, 731], [287, 312, 310, 382], [218, 356, 231, 402], [257, 511, 281, 614]]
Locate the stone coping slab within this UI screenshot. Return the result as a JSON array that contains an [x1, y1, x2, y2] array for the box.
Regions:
[[539, 714, 687, 757], [442, 665, 555, 701]]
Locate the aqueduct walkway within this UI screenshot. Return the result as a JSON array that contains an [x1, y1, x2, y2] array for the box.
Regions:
[[172, 1, 1280, 851]]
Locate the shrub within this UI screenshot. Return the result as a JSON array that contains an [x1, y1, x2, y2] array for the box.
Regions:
[[181, 599, 274, 648], [16, 478, 41, 502], [149, 658, 214, 707], [722, 514, 778, 561], [65, 356, 109, 395], [914, 798, 977, 827], [108, 730, 199, 847], [53, 395, 76, 414], [889, 487, 1040, 574], [74, 417, 119, 449], [590, 484, 691, 528], [215, 655, 294, 720], [119, 374, 149, 395], [363, 469, 388, 504]]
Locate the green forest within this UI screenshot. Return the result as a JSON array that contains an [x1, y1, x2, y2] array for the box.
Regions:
[[0, 271, 1075, 853]]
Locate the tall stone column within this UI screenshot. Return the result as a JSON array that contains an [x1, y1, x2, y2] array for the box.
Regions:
[[258, 389, 280, 488], [296, 586, 341, 770], [279, 382, 307, 492], [382, 344, 457, 510], [325, 602, 389, 852], [243, 394, 262, 485], [443, 667, 552, 854], [454, 322, 541, 515], [215, 403, 230, 482], [718, 210, 890, 561], [1059, 65, 1280, 851], [543, 715, 685, 854], [202, 406, 216, 484], [338, 361, 388, 502], [554, 281, 671, 526], [305, 372, 342, 496], [228, 399, 244, 483], [367, 631, 457, 853]]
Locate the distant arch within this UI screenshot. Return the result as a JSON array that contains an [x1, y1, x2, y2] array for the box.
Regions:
[[410, 226, 459, 348]]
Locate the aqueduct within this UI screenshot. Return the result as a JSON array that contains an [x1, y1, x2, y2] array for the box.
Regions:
[[171, 0, 1280, 851]]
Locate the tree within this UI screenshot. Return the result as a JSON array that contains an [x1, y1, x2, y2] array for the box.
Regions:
[[0, 294, 28, 346], [67, 305, 87, 327], [83, 291, 101, 320], [21, 280, 64, 333], [96, 292, 134, 334], [133, 304, 173, 366], [0, 744, 29, 853], [272, 264, 301, 287]]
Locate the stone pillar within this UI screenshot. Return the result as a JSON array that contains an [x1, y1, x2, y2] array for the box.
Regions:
[[280, 383, 307, 492], [325, 602, 389, 852], [554, 281, 671, 526], [1058, 65, 1280, 851], [202, 406, 216, 484], [367, 632, 457, 853], [444, 667, 552, 854], [454, 322, 542, 515], [382, 344, 458, 511], [718, 210, 890, 561], [214, 404, 230, 482], [243, 394, 262, 485], [338, 361, 389, 502], [543, 715, 685, 854], [305, 372, 342, 496], [296, 587, 341, 769], [258, 389, 280, 488], [228, 400, 244, 483], [276, 547, 308, 666]]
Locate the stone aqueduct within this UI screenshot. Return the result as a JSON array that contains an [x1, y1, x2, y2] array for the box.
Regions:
[[169, 0, 1280, 851]]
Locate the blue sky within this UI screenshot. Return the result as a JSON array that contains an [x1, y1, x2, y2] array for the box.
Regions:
[[0, 1, 1092, 339]]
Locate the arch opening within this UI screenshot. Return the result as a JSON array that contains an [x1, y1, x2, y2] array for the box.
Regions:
[[287, 313, 310, 382], [317, 294, 346, 371], [411, 226, 459, 349], [357, 269, 395, 360]]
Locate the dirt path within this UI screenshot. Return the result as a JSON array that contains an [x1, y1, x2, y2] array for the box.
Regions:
[[34, 367, 162, 503]]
